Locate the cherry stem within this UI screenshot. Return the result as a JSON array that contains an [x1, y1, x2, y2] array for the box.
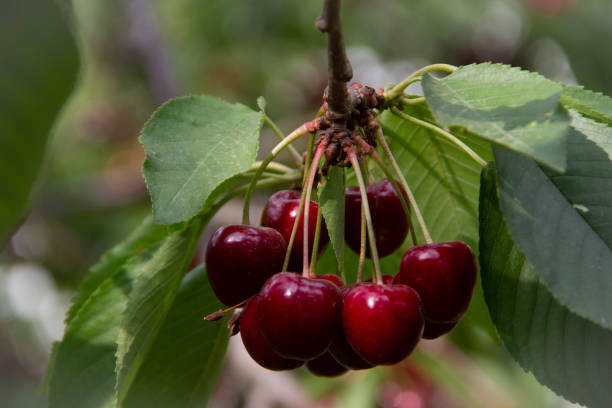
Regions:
[[264, 114, 304, 168], [242, 122, 314, 225], [282, 135, 314, 272], [302, 142, 326, 277], [374, 127, 433, 244], [390, 108, 487, 167], [347, 149, 383, 284], [203, 298, 248, 321], [309, 208, 323, 277], [248, 160, 294, 174], [385, 63, 457, 101], [356, 157, 370, 283], [365, 145, 419, 246]]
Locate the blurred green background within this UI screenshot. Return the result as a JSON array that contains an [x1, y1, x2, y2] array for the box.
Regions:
[[1, 0, 609, 406]]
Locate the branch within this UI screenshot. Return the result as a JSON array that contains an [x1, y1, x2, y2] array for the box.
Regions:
[[316, 0, 353, 124]]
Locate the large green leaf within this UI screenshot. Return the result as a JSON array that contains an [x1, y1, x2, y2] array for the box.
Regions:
[[48, 243, 164, 408], [422, 63, 570, 171], [114, 217, 204, 404], [0, 0, 79, 244], [479, 166, 612, 408], [378, 104, 497, 338], [141, 95, 263, 225], [561, 86, 612, 127], [123, 265, 229, 408], [65, 216, 166, 324], [493, 111, 612, 329], [318, 166, 345, 278]]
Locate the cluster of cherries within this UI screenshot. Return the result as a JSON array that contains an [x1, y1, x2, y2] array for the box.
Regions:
[[204, 178, 477, 377]]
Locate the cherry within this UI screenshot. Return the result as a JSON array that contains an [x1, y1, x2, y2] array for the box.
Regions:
[[422, 319, 457, 340], [396, 241, 477, 323], [205, 224, 287, 306], [342, 283, 424, 365], [316, 274, 343, 287], [365, 274, 395, 285], [261, 190, 329, 271], [329, 284, 375, 370], [239, 296, 303, 371], [256, 272, 342, 360], [306, 352, 348, 377], [345, 179, 408, 258]]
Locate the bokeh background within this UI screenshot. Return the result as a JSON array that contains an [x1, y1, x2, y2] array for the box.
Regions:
[[1, 0, 610, 406]]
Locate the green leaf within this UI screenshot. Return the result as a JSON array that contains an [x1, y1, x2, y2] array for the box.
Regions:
[[141, 95, 263, 225], [493, 112, 612, 329], [65, 216, 167, 324], [114, 217, 204, 404], [378, 104, 498, 339], [123, 265, 229, 408], [422, 63, 570, 171], [318, 166, 345, 278], [479, 165, 612, 408], [0, 0, 79, 244], [561, 85, 612, 126], [48, 243, 164, 408]]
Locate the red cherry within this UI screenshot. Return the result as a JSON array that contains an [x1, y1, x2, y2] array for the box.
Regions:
[[328, 284, 375, 370], [306, 352, 348, 377], [205, 225, 287, 306], [365, 274, 395, 285], [345, 179, 408, 258], [342, 283, 424, 365], [422, 319, 457, 339], [316, 274, 343, 287], [396, 241, 477, 323], [239, 296, 303, 371], [256, 272, 342, 360], [261, 190, 329, 271]]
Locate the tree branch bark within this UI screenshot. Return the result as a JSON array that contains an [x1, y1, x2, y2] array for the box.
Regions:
[[316, 0, 353, 124]]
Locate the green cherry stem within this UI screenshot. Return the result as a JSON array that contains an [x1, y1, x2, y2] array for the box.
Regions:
[[248, 160, 294, 174], [385, 63, 457, 100], [264, 114, 304, 168], [302, 142, 326, 277], [242, 120, 317, 225], [347, 149, 383, 284], [356, 158, 369, 283], [390, 107, 487, 167], [374, 127, 433, 244], [366, 146, 418, 246], [309, 207, 323, 277], [282, 136, 315, 272]]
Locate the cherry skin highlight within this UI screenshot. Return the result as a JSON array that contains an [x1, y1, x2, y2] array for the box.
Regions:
[[306, 352, 348, 377], [261, 190, 329, 271], [396, 241, 477, 323], [239, 296, 303, 371], [205, 224, 287, 306], [345, 179, 409, 258], [328, 284, 375, 370], [342, 283, 424, 365], [256, 272, 342, 360]]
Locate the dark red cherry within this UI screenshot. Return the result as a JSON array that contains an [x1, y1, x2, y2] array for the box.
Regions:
[[205, 224, 287, 306], [239, 296, 303, 371], [345, 179, 408, 258], [306, 352, 348, 377], [342, 283, 424, 365], [396, 241, 477, 323], [329, 285, 375, 370], [365, 274, 395, 285], [316, 274, 343, 287], [261, 190, 329, 271], [422, 319, 457, 339], [256, 272, 342, 360]]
